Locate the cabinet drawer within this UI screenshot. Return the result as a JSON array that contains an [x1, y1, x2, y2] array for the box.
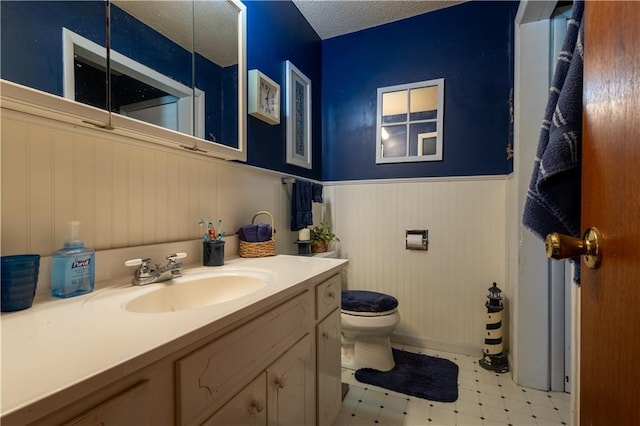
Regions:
[[176, 290, 313, 426], [316, 274, 340, 320], [63, 381, 151, 426]]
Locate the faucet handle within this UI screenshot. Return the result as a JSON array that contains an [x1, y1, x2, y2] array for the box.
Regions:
[[124, 258, 152, 268], [166, 252, 187, 262], [125, 258, 153, 279]]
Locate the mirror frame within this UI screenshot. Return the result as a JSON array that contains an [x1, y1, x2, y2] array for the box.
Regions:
[[0, 0, 247, 162]]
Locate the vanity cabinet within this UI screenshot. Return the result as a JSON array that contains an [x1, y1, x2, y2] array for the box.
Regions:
[[202, 275, 340, 426], [1, 269, 345, 426]]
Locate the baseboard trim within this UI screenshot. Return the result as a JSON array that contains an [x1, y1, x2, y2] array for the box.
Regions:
[[391, 333, 484, 358]]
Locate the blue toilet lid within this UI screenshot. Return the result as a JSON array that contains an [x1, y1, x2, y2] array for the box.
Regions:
[[341, 290, 398, 313]]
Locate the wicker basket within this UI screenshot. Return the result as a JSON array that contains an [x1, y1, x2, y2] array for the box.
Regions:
[[238, 211, 276, 258]]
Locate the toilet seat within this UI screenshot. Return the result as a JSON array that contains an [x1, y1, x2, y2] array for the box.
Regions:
[[341, 290, 398, 314], [341, 308, 397, 317]]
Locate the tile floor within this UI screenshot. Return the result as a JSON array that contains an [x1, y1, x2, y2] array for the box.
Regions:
[[334, 344, 571, 426]]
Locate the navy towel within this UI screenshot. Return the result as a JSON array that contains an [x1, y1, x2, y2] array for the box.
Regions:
[[256, 223, 272, 241], [237, 224, 272, 242], [290, 180, 313, 231], [312, 183, 323, 203], [522, 1, 584, 281]]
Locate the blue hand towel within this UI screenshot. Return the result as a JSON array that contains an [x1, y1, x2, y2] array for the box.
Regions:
[[522, 1, 584, 282], [312, 183, 323, 203], [290, 180, 313, 231], [238, 225, 258, 242], [238, 224, 273, 242]]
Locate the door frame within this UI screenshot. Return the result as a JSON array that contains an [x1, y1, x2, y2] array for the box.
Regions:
[[511, 0, 578, 419]]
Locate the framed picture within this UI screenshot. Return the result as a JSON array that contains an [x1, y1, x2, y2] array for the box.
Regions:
[[248, 69, 280, 125], [285, 60, 312, 169]]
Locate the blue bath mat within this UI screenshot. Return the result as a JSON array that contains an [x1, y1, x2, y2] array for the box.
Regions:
[[354, 349, 459, 402]]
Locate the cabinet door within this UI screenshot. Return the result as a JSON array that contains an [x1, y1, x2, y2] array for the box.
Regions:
[[267, 334, 315, 426], [316, 308, 342, 426], [203, 373, 267, 426]]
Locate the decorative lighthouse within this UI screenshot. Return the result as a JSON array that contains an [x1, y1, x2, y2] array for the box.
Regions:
[[479, 282, 509, 373]]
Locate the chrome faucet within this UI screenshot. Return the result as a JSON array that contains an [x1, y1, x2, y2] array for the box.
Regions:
[[125, 253, 187, 286]]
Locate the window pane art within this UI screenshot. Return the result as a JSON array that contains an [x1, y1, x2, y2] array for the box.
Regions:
[[376, 78, 444, 163], [421, 135, 438, 156], [286, 60, 312, 169], [380, 125, 408, 158]]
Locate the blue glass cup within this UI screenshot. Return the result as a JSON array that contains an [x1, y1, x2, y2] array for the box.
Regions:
[[1, 254, 40, 312]]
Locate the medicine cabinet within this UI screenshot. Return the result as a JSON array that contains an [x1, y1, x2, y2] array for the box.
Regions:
[[376, 78, 444, 164], [0, 0, 246, 161]]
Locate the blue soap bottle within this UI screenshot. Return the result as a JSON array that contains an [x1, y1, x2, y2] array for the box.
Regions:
[[51, 221, 95, 298]]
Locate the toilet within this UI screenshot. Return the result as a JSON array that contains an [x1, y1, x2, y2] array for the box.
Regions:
[[341, 290, 400, 371]]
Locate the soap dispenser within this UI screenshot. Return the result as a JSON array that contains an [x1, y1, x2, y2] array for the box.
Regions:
[[51, 221, 95, 298]]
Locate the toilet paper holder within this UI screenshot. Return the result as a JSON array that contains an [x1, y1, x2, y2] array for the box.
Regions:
[[406, 229, 428, 251]]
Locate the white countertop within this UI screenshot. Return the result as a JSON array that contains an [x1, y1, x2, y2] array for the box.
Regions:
[[1, 255, 347, 417]]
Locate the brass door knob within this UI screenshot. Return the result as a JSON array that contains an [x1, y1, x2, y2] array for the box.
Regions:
[[545, 227, 602, 269]]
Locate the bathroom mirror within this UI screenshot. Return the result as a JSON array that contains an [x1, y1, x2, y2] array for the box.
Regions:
[[194, 0, 241, 148], [109, 0, 196, 137], [376, 78, 445, 163], [0, 0, 246, 159]]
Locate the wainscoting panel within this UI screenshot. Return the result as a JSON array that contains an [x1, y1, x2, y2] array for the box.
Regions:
[[329, 178, 507, 354], [2, 108, 507, 354], [1, 109, 295, 258]]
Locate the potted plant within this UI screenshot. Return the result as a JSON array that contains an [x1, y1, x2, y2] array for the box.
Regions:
[[310, 223, 340, 253]]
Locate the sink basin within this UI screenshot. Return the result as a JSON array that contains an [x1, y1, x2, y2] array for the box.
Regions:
[[125, 272, 269, 313]]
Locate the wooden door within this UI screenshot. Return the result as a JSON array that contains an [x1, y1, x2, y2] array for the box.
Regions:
[[581, 1, 640, 423]]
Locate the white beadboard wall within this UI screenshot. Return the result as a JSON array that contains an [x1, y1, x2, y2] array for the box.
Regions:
[[1, 107, 508, 356], [0, 109, 302, 258], [327, 178, 508, 356]]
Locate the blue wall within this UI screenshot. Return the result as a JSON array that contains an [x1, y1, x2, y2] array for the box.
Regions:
[[321, 1, 517, 181], [244, 0, 323, 180], [0, 1, 106, 97]]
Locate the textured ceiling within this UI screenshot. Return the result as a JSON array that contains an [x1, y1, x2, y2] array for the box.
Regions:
[[112, 1, 238, 67], [111, 1, 466, 66], [292, 0, 467, 40]]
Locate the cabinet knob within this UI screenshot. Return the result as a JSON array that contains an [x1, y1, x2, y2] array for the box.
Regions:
[[249, 398, 264, 414], [327, 290, 336, 299], [322, 331, 329, 339], [275, 377, 286, 389]]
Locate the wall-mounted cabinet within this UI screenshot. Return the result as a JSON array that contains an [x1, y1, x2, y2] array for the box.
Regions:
[[0, 0, 246, 161]]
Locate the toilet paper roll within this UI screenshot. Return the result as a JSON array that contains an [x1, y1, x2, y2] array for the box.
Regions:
[[406, 234, 424, 249]]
